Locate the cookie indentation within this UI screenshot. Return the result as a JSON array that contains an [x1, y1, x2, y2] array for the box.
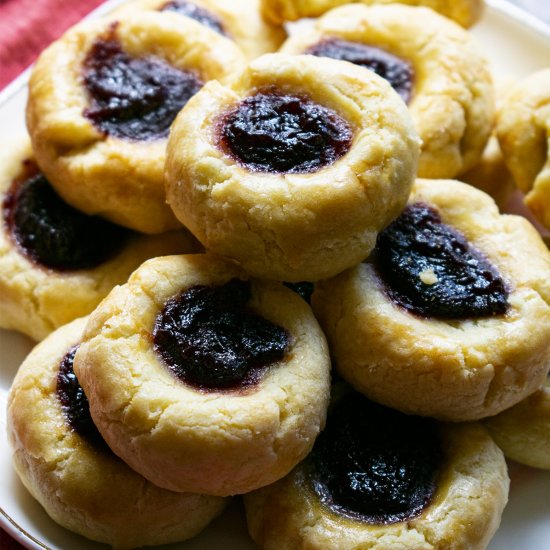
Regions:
[[161, 0, 227, 36], [57, 345, 107, 449], [218, 92, 353, 173], [153, 279, 290, 390], [374, 203, 510, 318], [3, 167, 128, 271], [83, 32, 204, 141], [308, 393, 443, 524], [306, 38, 414, 104]]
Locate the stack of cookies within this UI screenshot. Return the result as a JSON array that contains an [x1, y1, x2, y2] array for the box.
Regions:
[[3, 0, 550, 548]]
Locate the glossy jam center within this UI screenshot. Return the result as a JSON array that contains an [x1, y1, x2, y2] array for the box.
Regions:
[[284, 281, 314, 303], [306, 38, 414, 104], [3, 166, 127, 271], [57, 345, 107, 450], [153, 279, 289, 390], [308, 392, 443, 524], [219, 92, 353, 174], [374, 203, 509, 318], [161, 0, 227, 36], [82, 32, 203, 141]]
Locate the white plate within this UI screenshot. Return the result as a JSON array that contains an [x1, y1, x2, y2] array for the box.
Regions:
[[1, 0, 550, 548]]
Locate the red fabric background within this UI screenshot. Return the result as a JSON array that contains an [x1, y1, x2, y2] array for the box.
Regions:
[[0, 0, 106, 91]]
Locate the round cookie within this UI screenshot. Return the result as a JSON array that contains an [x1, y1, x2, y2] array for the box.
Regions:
[[496, 69, 550, 229], [7, 317, 227, 548], [312, 178, 550, 421], [165, 53, 420, 282], [484, 376, 550, 470], [0, 138, 199, 342], [74, 254, 331, 496], [26, 12, 246, 234], [112, 0, 286, 60], [260, 0, 484, 28], [245, 389, 509, 550], [280, 4, 494, 179]]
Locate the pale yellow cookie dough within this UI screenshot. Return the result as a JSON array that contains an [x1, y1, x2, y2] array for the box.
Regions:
[[7, 317, 227, 548], [0, 138, 199, 342], [497, 69, 550, 229], [165, 53, 420, 282], [74, 254, 331, 496], [245, 415, 508, 549], [484, 376, 550, 470], [312, 179, 550, 421], [280, 4, 494, 179], [261, 0, 484, 28], [113, 0, 286, 60], [26, 12, 246, 234]]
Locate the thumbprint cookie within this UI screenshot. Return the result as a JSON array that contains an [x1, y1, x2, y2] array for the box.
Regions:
[[26, 12, 246, 234], [165, 53, 420, 282], [113, 0, 286, 60], [245, 389, 509, 550], [280, 4, 494, 179], [74, 254, 331, 496], [312, 179, 550, 421], [7, 317, 227, 548], [484, 376, 550, 470], [496, 69, 550, 229], [260, 0, 484, 28], [0, 138, 199, 342]]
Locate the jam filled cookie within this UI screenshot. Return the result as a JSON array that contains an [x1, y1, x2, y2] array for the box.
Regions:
[[26, 12, 245, 234], [484, 376, 550, 470], [280, 4, 494, 179], [312, 179, 550, 421], [260, 0, 484, 28], [245, 389, 509, 550], [7, 317, 227, 548], [113, 0, 286, 60], [74, 254, 331, 496], [496, 69, 550, 229], [0, 138, 198, 342], [165, 53, 420, 282]]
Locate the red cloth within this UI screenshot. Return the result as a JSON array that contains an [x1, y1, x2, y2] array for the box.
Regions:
[[0, 0, 106, 90]]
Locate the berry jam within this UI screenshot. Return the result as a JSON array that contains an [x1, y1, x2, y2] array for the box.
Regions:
[[153, 279, 289, 390], [284, 281, 314, 303], [306, 38, 414, 104], [219, 92, 353, 174], [82, 29, 204, 141], [307, 392, 443, 524], [57, 345, 108, 450], [161, 0, 227, 36], [3, 164, 127, 271], [373, 203, 510, 318]]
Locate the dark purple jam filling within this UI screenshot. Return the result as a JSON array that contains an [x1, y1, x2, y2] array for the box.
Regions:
[[161, 0, 227, 36], [307, 392, 443, 524], [373, 203, 510, 319], [284, 281, 314, 303], [153, 279, 290, 390], [219, 92, 353, 174], [57, 345, 108, 450], [306, 38, 414, 104], [2, 165, 128, 271], [82, 31, 203, 141]]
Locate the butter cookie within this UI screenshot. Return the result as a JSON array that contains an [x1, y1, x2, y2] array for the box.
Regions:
[[74, 254, 331, 496], [165, 53, 420, 282], [26, 12, 245, 234], [113, 0, 285, 60], [496, 69, 550, 229], [260, 0, 484, 28], [280, 4, 494, 178], [7, 317, 227, 548], [312, 179, 550, 421], [0, 138, 198, 341], [245, 389, 509, 550]]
